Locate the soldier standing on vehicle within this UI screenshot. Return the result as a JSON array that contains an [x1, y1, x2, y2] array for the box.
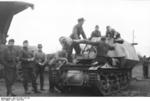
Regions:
[[34, 44, 47, 91], [20, 40, 40, 94], [1, 39, 19, 96], [89, 25, 101, 40], [70, 17, 87, 57]]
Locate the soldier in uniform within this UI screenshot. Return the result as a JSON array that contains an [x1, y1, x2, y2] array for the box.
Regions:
[[59, 36, 74, 62], [48, 50, 67, 93], [70, 18, 87, 57], [46, 53, 55, 92], [105, 26, 115, 38], [1, 39, 19, 96], [20, 40, 40, 94], [89, 25, 101, 40], [34, 44, 47, 91], [106, 26, 122, 40], [77, 37, 115, 65], [143, 56, 148, 79]]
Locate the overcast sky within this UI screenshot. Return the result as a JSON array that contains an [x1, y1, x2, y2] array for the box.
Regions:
[[4, 0, 150, 56]]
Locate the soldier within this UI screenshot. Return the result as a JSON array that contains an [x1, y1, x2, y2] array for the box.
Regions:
[[34, 44, 47, 91], [89, 25, 101, 40], [77, 37, 114, 65], [106, 26, 122, 40], [46, 53, 55, 92], [20, 40, 40, 94], [59, 36, 73, 62], [1, 39, 19, 96], [48, 50, 67, 93], [70, 18, 87, 56], [59, 36, 86, 62], [143, 56, 148, 79], [105, 26, 114, 38]]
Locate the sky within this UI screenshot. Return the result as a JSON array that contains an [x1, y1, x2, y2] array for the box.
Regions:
[[3, 0, 150, 56]]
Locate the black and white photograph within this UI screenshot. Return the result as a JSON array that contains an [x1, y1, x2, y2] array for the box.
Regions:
[[0, 0, 150, 99]]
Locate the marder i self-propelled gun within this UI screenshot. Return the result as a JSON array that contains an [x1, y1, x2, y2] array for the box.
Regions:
[[49, 36, 139, 96]]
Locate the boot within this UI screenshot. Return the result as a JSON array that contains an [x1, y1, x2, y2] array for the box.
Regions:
[[25, 90, 31, 94], [7, 91, 10, 96], [33, 87, 41, 94], [34, 90, 41, 94], [11, 93, 16, 96], [40, 88, 45, 91]]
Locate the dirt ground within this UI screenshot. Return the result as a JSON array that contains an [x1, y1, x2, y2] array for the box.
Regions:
[[0, 74, 150, 97]]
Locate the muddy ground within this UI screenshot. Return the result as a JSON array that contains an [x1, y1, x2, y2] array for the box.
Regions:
[[0, 74, 150, 97]]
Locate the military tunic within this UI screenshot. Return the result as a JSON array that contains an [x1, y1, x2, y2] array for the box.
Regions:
[[90, 30, 101, 39], [1, 46, 18, 95], [70, 24, 87, 39], [143, 57, 149, 78], [82, 40, 114, 65], [34, 50, 46, 90], [106, 30, 115, 38], [70, 24, 87, 56], [20, 47, 37, 92]]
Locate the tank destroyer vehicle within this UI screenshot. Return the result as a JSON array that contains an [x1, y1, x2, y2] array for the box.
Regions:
[[49, 37, 139, 96]]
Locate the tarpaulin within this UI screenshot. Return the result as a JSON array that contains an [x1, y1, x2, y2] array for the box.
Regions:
[[0, 1, 34, 44]]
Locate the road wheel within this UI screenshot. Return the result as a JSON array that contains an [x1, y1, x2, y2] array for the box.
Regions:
[[97, 74, 111, 96]]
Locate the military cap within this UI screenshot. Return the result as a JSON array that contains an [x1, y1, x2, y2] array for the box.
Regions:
[[8, 39, 14, 42], [23, 40, 28, 43], [111, 29, 116, 33], [95, 25, 99, 28], [78, 17, 85, 22], [38, 44, 42, 48], [106, 25, 111, 29]]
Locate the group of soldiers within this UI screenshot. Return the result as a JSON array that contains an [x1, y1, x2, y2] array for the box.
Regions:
[[1, 40, 46, 96], [59, 17, 123, 64], [1, 17, 123, 96]]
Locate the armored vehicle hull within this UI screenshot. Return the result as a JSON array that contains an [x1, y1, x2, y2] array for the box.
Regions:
[[49, 58, 138, 95]]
